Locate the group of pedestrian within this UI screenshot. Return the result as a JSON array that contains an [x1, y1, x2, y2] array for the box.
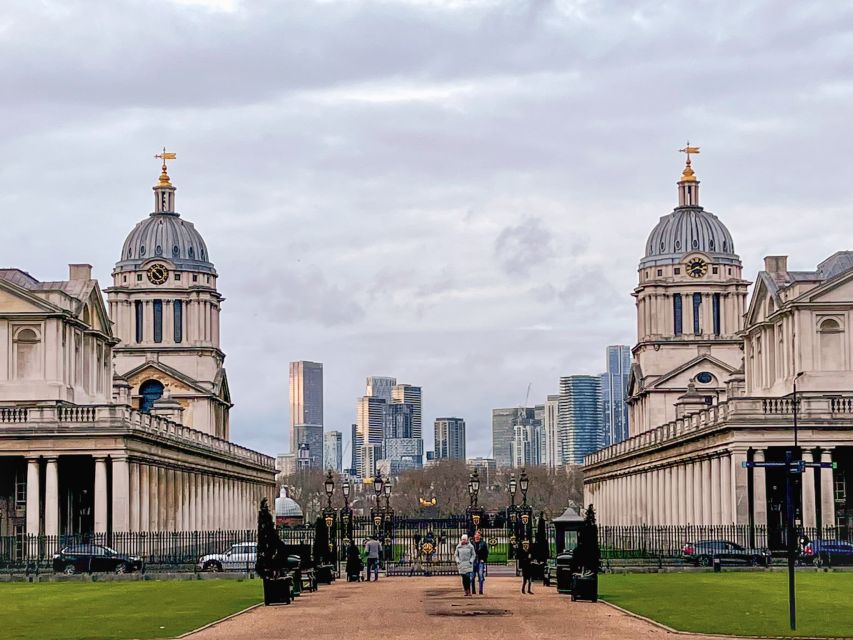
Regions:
[[454, 531, 489, 596]]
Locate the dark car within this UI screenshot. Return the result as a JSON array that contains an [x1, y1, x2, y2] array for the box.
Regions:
[[800, 540, 853, 567], [682, 540, 771, 567], [53, 544, 143, 575]]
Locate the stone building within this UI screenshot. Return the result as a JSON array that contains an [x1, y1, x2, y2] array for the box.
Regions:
[[584, 152, 852, 546], [0, 158, 275, 540]]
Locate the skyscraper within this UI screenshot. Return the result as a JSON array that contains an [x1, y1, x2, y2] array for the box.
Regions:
[[434, 417, 466, 460], [391, 384, 422, 438], [543, 394, 561, 468], [558, 375, 604, 465], [601, 345, 632, 447], [356, 396, 387, 477], [293, 424, 323, 468], [289, 361, 323, 456], [350, 423, 359, 474], [366, 376, 396, 403], [492, 408, 519, 468], [324, 430, 343, 473]]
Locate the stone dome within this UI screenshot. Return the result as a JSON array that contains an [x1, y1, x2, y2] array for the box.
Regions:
[[115, 213, 215, 274], [640, 206, 738, 268], [275, 488, 303, 518]]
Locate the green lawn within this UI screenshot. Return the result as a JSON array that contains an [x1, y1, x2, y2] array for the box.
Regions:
[[601, 572, 853, 638], [1, 579, 263, 640]]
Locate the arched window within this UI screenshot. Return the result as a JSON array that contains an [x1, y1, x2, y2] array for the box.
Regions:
[[14, 328, 41, 380], [818, 318, 843, 371], [139, 379, 164, 413]]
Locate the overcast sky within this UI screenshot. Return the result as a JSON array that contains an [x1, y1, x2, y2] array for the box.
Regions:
[[3, 0, 853, 459]]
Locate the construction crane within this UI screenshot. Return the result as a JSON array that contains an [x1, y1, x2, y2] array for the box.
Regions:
[[517, 382, 532, 423]]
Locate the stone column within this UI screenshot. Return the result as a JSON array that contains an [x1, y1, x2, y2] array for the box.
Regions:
[[112, 456, 130, 533], [711, 455, 722, 525], [701, 458, 712, 525], [691, 461, 702, 525], [158, 466, 168, 531], [214, 477, 221, 530], [820, 448, 836, 532], [752, 449, 768, 530], [677, 464, 687, 525], [94, 456, 109, 534], [140, 464, 150, 532], [731, 448, 749, 524], [166, 468, 176, 531], [44, 457, 59, 538], [657, 467, 666, 524], [721, 451, 733, 524], [802, 449, 818, 530], [26, 457, 41, 536], [186, 473, 195, 531], [664, 466, 673, 525], [129, 462, 140, 532]]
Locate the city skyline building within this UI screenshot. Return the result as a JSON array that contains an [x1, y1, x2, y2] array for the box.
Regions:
[[392, 384, 422, 439], [434, 417, 466, 460], [324, 430, 343, 473], [467, 457, 497, 488], [543, 394, 561, 468], [355, 396, 386, 477], [600, 345, 632, 447], [293, 423, 323, 468], [366, 376, 396, 403], [491, 408, 519, 468], [289, 361, 323, 454], [559, 375, 604, 465]]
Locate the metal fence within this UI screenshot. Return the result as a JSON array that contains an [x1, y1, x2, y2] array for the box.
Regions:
[[3, 523, 848, 575]]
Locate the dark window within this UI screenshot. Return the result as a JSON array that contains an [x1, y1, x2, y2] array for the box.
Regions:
[[713, 293, 721, 336], [696, 371, 713, 384], [173, 300, 183, 343], [657, 269, 663, 277], [674, 268, 681, 275], [192, 274, 198, 282], [693, 293, 702, 335], [134, 301, 143, 343], [153, 299, 163, 343], [673, 294, 683, 335], [728, 268, 732, 275], [136, 274, 142, 282], [712, 266, 718, 274], [174, 273, 181, 281], [139, 379, 164, 413]]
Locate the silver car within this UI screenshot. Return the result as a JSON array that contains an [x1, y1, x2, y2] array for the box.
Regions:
[[197, 542, 257, 572]]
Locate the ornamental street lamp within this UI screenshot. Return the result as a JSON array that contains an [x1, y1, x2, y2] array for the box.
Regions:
[[340, 477, 353, 557], [471, 469, 480, 507], [324, 470, 335, 510], [383, 477, 392, 510], [519, 468, 529, 506]]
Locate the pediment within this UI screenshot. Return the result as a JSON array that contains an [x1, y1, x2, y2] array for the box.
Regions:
[[800, 269, 853, 304], [626, 362, 644, 396], [745, 273, 778, 327], [0, 279, 63, 314], [124, 361, 210, 396], [82, 285, 113, 336], [649, 354, 737, 390]]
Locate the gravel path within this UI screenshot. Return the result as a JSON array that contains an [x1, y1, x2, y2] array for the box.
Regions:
[[186, 576, 716, 640]]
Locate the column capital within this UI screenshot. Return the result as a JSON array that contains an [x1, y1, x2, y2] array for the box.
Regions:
[[93, 454, 109, 461]]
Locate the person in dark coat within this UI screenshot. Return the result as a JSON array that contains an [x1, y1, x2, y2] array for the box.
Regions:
[[472, 531, 489, 595], [345, 541, 363, 582], [517, 541, 533, 594]]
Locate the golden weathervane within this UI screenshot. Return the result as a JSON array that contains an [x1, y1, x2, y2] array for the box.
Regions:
[[678, 142, 700, 182], [154, 147, 177, 187]]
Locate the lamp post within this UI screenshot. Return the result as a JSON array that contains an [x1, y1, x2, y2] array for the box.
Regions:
[[340, 476, 352, 552], [372, 472, 384, 539], [508, 473, 518, 560], [518, 469, 533, 550], [382, 477, 393, 548], [322, 471, 337, 567], [467, 469, 482, 535]]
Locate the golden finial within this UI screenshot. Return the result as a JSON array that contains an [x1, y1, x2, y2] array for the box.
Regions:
[[154, 147, 177, 187], [678, 142, 700, 182]]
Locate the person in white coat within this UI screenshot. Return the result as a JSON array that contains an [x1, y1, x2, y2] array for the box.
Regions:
[[454, 534, 476, 596]]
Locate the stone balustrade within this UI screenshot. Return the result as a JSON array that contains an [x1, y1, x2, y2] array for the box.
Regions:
[[585, 394, 853, 467], [0, 403, 274, 470]]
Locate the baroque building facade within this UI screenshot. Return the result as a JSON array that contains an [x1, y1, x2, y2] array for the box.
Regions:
[[584, 153, 852, 547], [0, 158, 275, 541]]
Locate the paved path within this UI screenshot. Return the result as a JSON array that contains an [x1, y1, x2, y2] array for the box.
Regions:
[[187, 577, 715, 640]]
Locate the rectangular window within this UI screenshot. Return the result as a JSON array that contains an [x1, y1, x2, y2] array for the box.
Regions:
[[174, 273, 181, 281], [713, 293, 721, 336], [192, 274, 198, 282], [136, 274, 143, 281], [673, 294, 683, 335], [656, 269, 663, 277], [15, 473, 26, 508], [153, 299, 163, 344], [693, 293, 702, 335], [712, 266, 719, 275], [173, 300, 183, 343], [674, 268, 681, 275], [134, 301, 143, 343]]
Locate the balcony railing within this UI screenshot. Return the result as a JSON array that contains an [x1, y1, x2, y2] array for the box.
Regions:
[[585, 393, 853, 467], [0, 403, 274, 470]]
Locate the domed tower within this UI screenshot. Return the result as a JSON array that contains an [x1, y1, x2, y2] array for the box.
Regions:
[[626, 147, 749, 435], [106, 151, 231, 439]]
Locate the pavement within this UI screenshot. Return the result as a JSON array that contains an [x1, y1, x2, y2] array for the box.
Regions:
[[186, 576, 717, 640]]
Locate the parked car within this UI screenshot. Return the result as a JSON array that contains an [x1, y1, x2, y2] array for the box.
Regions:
[[800, 539, 853, 567], [682, 540, 771, 567], [197, 542, 257, 572], [53, 544, 143, 575]]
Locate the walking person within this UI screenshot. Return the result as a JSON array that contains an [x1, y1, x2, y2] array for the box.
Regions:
[[472, 531, 489, 595], [517, 541, 533, 594], [364, 535, 382, 582], [454, 534, 476, 596]]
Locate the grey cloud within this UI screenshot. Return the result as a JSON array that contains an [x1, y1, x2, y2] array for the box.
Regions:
[[494, 216, 553, 276]]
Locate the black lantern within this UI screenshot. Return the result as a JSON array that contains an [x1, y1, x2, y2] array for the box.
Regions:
[[471, 468, 480, 495], [519, 468, 529, 505], [509, 473, 517, 500], [342, 477, 350, 501], [374, 472, 384, 497], [324, 470, 335, 509]]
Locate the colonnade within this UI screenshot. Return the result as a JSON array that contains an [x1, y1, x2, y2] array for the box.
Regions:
[[25, 454, 271, 536], [585, 446, 836, 529]]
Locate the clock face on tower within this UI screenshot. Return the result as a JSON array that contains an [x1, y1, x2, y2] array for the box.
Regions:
[[146, 263, 169, 285], [686, 258, 708, 279]]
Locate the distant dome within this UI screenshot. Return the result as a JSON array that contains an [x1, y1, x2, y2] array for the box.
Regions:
[[275, 488, 303, 518], [641, 206, 738, 268], [115, 213, 214, 274]]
